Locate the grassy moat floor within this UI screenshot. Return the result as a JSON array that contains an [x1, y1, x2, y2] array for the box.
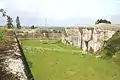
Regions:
[[22, 40, 120, 80]]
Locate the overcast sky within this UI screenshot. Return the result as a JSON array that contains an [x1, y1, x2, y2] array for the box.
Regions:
[[0, 0, 120, 26]]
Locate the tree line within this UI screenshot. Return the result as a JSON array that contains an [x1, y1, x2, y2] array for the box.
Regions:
[[95, 19, 111, 24]]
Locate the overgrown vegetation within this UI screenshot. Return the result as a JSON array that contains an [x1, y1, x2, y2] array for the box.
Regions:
[[97, 30, 120, 66], [22, 40, 120, 80], [97, 30, 120, 57], [0, 29, 5, 43]]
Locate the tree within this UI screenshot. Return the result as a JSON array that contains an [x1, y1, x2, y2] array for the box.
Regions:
[[0, 9, 6, 17], [31, 25, 35, 29], [16, 16, 21, 29], [0, 9, 13, 28], [95, 19, 111, 24], [6, 16, 13, 28]]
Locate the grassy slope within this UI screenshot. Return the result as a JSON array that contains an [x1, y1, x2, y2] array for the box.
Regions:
[[22, 40, 120, 80], [97, 30, 120, 65], [0, 28, 5, 43], [97, 30, 120, 57]]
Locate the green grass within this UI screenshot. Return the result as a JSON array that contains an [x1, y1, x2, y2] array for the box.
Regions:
[[0, 28, 5, 43], [22, 40, 120, 80]]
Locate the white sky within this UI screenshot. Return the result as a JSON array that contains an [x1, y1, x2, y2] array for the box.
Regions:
[[0, 0, 120, 26]]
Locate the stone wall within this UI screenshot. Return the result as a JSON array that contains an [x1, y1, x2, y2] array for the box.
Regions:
[[14, 30, 34, 80], [0, 29, 34, 80], [15, 24, 120, 53], [16, 29, 62, 40], [62, 24, 120, 52]]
